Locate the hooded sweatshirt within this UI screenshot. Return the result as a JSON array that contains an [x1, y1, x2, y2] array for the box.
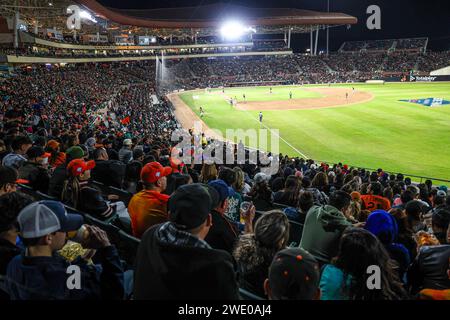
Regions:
[[365, 210, 411, 281], [133, 222, 239, 300], [300, 205, 352, 264]]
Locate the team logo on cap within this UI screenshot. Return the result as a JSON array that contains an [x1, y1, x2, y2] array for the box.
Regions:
[[77, 168, 82, 173], [156, 172, 161, 177]]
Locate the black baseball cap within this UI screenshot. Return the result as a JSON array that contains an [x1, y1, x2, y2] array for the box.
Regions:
[[268, 248, 320, 300], [168, 183, 219, 230], [0, 166, 28, 186], [133, 148, 145, 159], [26, 146, 51, 159]]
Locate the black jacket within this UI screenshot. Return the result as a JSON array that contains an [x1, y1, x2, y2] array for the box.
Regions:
[[407, 245, 450, 295], [106, 148, 119, 161], [133, 224, 239, 300], [48, 164, 67, 198], [0, 239, 21, 300], [5, 246, 124, 300], [91, 160, 125, 188], [205, 210, 239, 254], [77, 185, 114, 220], [18, 162, 50, 193]]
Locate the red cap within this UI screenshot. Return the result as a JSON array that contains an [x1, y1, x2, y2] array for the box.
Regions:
[[141, 162, 172, 184], [343, 164, 349, 170], [67, 159, 96, 177]]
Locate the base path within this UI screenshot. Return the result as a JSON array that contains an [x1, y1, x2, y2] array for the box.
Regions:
[[235, 87, 374, 111]]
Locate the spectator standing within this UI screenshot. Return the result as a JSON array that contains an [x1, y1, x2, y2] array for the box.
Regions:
[[119, 139, 133, 164]]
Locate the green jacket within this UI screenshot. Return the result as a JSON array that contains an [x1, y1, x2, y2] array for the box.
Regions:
[[300, 205, 352, 264]]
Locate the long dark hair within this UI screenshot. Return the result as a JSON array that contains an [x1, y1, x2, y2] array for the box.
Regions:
[[248, 181, 272, 202], [334, 228, 408, 300], [283, 176, 301, 206]]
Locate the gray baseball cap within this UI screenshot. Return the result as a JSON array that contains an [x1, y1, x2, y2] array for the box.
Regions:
[[18, 201, 84, 239]]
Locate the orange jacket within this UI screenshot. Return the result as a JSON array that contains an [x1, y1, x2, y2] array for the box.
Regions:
[[128, 190, 170, 238]]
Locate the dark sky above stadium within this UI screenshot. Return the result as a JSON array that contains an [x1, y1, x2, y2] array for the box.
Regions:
[[98, 0, 450, 51]]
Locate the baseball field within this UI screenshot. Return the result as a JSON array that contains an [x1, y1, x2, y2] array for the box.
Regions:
[[171, 82, 450, 182]]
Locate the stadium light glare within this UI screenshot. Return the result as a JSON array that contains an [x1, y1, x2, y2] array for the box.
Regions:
[[220, 21, 255, 40]]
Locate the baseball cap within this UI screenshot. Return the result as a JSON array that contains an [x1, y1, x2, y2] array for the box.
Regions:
[[26, 146, 51, 159], [438, 185, 448, 193], [18, 200, 84, 239], [254, 172, 271, 184], [67, 159, 95, 177], [168, 183, 219, 230], [268, 248, 320, 300], [85, 137, 96, 149], [0, 166, 28, 186], [208, 179, 233, 204], [141, 162, 172, 184], [66, 146, 85, 160], [123, 139, 133, 146], [437, 190, 447, 198]]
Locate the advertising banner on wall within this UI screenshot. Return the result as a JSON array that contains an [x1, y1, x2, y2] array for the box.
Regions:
[[409, 75, 450, 82]]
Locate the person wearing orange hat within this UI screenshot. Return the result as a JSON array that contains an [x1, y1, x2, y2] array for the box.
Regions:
[[17, 146, 51, 193], [62, 159, 115, 220], [45, 139, 66, 169], [128, 162, 172, 238]]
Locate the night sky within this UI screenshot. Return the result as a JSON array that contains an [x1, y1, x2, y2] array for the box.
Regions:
[[98, 0, 450, 51]]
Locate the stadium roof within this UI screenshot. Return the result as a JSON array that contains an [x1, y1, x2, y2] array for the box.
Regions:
[[76, 1, 358, 29]]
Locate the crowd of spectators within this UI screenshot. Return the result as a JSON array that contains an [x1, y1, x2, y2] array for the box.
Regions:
[[0, 58, 449, 301]]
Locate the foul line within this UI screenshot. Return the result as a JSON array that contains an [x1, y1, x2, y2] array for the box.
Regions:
[[237, 104, 311, 159]]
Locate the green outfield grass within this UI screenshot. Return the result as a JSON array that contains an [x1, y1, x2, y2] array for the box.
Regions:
[[179, 83, 450, 182]]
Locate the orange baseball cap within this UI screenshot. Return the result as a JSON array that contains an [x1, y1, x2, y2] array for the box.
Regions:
[[141, 162, 172, 184], [67, 159, 95, 177]]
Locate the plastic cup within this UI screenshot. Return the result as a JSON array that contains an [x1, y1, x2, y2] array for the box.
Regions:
[[240, 201, 252, 223]]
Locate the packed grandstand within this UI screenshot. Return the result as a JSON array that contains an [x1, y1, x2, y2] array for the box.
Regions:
[[0, 0, 449, 302]]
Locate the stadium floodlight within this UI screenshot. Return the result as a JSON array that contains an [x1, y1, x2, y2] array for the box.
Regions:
[[220, 21, 255, 40]]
